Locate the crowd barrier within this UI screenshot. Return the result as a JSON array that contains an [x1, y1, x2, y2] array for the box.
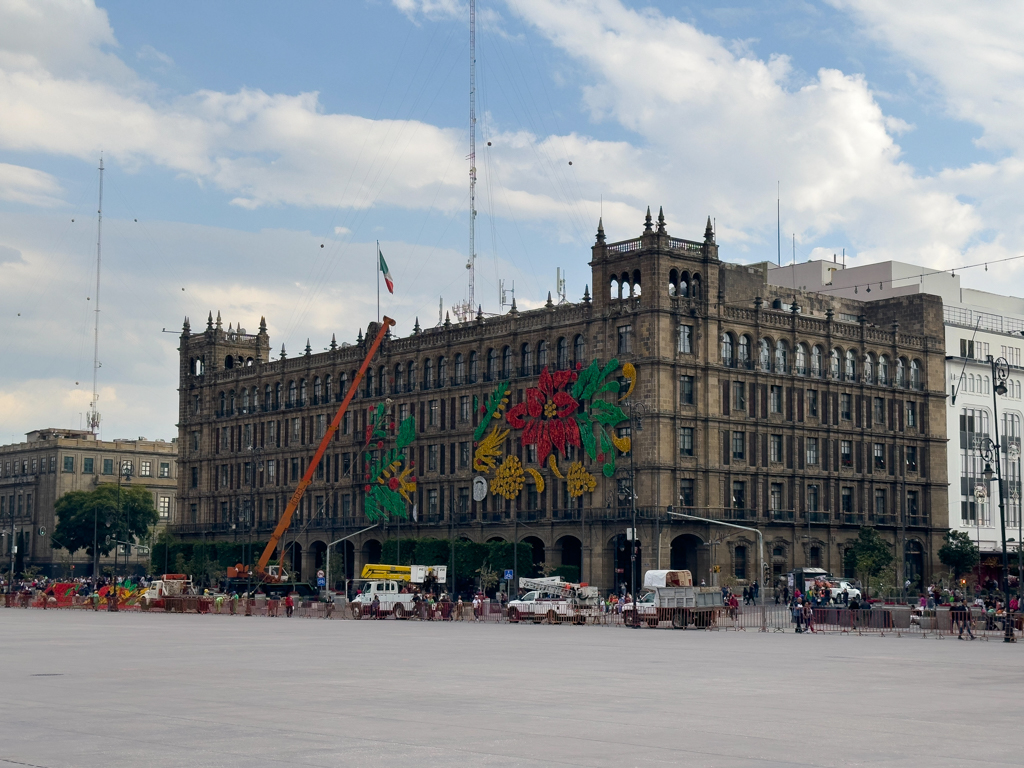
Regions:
[[5, 592, 1024, 640]]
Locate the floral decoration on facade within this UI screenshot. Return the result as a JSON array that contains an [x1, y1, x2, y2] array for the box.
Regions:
[[362, 401, 417, 522], [506, 368, 581, 465], [566, 461, 597, 497], [491, 455, 525, 500], [570, 359, 631, 477]]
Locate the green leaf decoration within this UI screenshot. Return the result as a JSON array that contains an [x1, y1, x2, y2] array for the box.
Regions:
[[571, 360, 599, 400], [600, 429, 616, 477], [397, 415, 416, 448], [575, 411, 597, 459], [582, 359, 619, 401], [473, 380, 510, 443], [591, 399, 628, 427]]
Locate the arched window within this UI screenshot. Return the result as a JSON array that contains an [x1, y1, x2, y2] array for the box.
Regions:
[[454, 353, 465, 385], [669, 269, 678, 297], [896, 358, 906, 388], [691, 274, 701, 300], [795, 343, 808, 375], [274, 382, 282, 408], [424, 359, 434, 389], [394, 364, 404, 393], [830, 349, 840, 379], [622, 272, 631, 298], [405, 363, 414, 393], [219, 391, 226, 415], [288, 381, 297, 406], [469, 351, 478, 383], [438, 357, 447, 387], [679, 271, 690, 298], [910, 359, 921, 389], [264, 385, 272, 410], [969, 373, 975, 393], [364, 369, 373, 397], [486, 349, 497, 380], [759, 339, 771, 372], [845, 350, 856, 382], [739, 335, 751, 366], [224, 355, 234, 370], [775, 340, 788, 373], [325, 375, 332, 401], [299, 379, 307, 405], [811, 346, 823, 377], [252, 386, 259, 411], [378, 366, 386, 396], [242, 388, 250, 411], [632, 269, 642, 297], [521, 343, 533, 376], [573, 335, 585, 365], [721, 333, 734, 367], [229, 390, 236, 414], [502, 346, 512, 378], [313, 376, 322, 405], [863, 354, 874, 384], [611, 276, 620, 300], [878, 355, 890, 385], [537, 340, 548, 369], [556, 338, 568, 370]]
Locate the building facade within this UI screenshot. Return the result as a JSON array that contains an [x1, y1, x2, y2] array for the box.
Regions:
[[0, 429, 178, 578], [174, 212, 948, 592], [770, 258, 1024, 581]]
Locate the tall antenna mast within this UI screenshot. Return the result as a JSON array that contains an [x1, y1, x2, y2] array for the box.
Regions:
[[468, 0, 477, 313], [87, 156, 104, 435]]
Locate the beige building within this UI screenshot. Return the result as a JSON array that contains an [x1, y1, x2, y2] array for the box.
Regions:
[[0, 429, 177, 578], [173, 210, 949, 594]]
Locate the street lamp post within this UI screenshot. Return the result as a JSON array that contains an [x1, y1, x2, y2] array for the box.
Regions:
[[1009, 443, 1022, 603], [247, 444, 264, 597], [625, 399, 649, 628], [109, 458, 133, 612], [984, 354, 1014, 641], [326, 524, 378, 600]]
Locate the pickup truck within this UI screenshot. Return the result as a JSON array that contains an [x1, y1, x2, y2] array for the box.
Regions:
[[349, 579, 418, 618]]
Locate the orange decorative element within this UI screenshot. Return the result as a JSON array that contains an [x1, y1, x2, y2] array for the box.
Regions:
[[611, 434, 631, 454], [547, 454, 564, 479], [492, 455, 525, 500], [618, 362, 637, 401], [526, 467, 545, 493], [566, 461, 597, 497]]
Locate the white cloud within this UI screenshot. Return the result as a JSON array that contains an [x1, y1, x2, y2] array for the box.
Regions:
[[136, 44, 173, 67], [0, 162, 63, 206]]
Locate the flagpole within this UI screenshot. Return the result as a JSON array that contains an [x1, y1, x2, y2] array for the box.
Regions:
[[376, 240, 380, 324]]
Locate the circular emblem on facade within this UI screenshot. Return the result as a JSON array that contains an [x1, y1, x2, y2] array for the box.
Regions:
[[472, 476, 488, 502]]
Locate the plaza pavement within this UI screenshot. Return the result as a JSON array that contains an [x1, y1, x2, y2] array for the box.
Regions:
[[0, 609, 1020, 767]]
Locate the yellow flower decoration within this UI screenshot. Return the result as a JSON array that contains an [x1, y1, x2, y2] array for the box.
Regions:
[[566, 461, 597, 497], [547, 453, 564, 479], [526, 467, 545, 494], [618, 362, 637, 401], [473, 425, 509, 473], [492, 455, 525, 500], [611, 434, 631, 454]]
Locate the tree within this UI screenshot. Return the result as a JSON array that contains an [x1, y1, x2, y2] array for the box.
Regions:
[[843, 527, 894, 598], [53, 484, 158, 558], [938, 530, 979, 582]]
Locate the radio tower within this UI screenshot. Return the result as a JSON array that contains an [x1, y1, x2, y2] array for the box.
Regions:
[[452, 0, 476, 323], [87, 156, 104, 435]]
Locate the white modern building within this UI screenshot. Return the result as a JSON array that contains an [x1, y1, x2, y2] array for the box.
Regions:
[[768, 258, 1024, 580]]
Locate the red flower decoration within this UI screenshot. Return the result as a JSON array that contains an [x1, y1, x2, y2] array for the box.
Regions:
[[387, 477, 400, 491], [376, 441, 384, 449], [506, 367, 580, 464], [364, 485, 371, 493]]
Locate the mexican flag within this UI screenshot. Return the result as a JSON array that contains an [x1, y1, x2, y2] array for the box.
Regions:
[[379, 247, 394, 294]]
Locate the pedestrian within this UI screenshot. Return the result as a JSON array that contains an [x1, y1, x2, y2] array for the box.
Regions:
[[803, 600, 816, 634], [775, 589, 781, 605], [783, 585, 790, 604], [742, 586, 750, 606], [371, 593, 380, 619], [285, 592, 294, 618], [792, 598, 803, 633], [954, 599, 975, 639]]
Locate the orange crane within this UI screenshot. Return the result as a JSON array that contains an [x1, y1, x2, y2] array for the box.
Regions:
[[227, 317, 395, 582]]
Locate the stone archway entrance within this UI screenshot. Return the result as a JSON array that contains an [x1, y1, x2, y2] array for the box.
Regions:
[[670, 533, 706, 585]]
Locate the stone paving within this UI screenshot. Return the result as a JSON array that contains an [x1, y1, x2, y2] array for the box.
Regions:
[[0, 609, 1020, 767]]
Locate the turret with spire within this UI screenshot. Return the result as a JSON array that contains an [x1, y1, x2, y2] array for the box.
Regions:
[[304, 339, 312, 356], [330, 333, 337, 351], [596, 217, 606, 244], [657, 206, 667, 236], [644, 206, 653, 234], [704, 215, 715, 244]]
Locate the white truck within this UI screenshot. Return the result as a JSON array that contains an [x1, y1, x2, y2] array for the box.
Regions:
[[349, 563, 448, 619], [507, 576, 603, 624], [621, 570, 724, 628], [140, 574, 194, 609]]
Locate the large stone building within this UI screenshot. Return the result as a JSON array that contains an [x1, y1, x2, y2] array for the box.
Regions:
[[174, 211, 948, 592], [0, 429, 177, 578]]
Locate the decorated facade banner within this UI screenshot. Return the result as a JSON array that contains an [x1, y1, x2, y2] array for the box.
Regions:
[[362, 402, 417, 522]]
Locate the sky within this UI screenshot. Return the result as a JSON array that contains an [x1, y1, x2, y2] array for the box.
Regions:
[[1, 0, 1024, 442]]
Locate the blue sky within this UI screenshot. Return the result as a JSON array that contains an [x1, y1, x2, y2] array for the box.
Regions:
[[1, 0, 1023, 440]]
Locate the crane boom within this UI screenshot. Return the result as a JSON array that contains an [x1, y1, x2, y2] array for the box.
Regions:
[[254, 317, 395, 578]]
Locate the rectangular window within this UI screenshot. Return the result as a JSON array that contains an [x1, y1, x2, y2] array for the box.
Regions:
[[460, 396, 470, 422], [290, 458, 300, 482], [807, 485, 819, 512], [770, 483, 783, 511], [874, 397, 885, 423], [460, 441, 471, 468], [62, 456, 74, 473], [731, 481, 746, 510], [732, 431, 745, 460], [159, 462, 170, 478], [191, 431, 200, 452], [841, 440, 852, 467], [617, 324, 632, 355], [679, 479, 694, 508], [806, 438, 819, 465], [427, 489, 439, 517], [49, 457, 55, 473], [459, 487, 470, 515], [680, 375, 694, 405], [428, 445, 439, 472], [907, 490, 920, 520], [342, 494, 351, 516], [807, 390, 818, 418], [220, 465, 229, 488], [840, 393, 852, 420], [292, 418, 300, 442], [221, 429, 229, 450], [31, 459, 37, 474], [770, 386, 782, 414], [140, 460, 152, 477], [527, 444, 539, 463], [874, 443, 885, 470], [875, 489, 887, 518], [429, 400, 439, 426], [679, 427, 694, 457], [906, 402, 916, 428], [267, 460, 276, 484], [190, 467, 198, 488], [243, 423, 253, 447], [83, 457, 94, 474], [678, 324, 693, 353], [770, 434, 782, 463], [342, 413, 351, 435], [960, 338, 974, 358], [732, 381, 746, 411], [841, 487, 853, 515], [158, 497, 170, 519], [315, 415, 326, 439], [906, 446, 918, 472]]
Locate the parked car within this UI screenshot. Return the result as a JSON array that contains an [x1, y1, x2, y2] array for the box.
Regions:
[[829, 581, 862, 602]]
